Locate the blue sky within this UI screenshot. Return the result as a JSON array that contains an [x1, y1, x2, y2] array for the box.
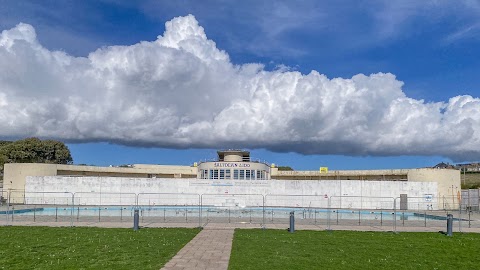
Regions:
[[0, 1, 479, 170]]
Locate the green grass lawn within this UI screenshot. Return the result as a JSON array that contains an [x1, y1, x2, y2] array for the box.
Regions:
[[229, 229, 480, 270], [0, 226, 200, 270]]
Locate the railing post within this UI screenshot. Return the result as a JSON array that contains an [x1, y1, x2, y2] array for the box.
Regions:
[[469, 210, 471, 228], [198, 194, 201, 228], [393, 197, 397, 233], [424, 209, 427, 227], [6, 190, 10, 226], [327, 196, 331, 231], [11, 191, 16, 224], [358, 209, 361, 225], [459, 202, 462, 233], [200, 194, 204, 227], [133, 208, 139, 231], [70, 192, 75, 227], [446, 214, 453, 236], [288, 211, 295, 233], [262, 195, 266, 229]]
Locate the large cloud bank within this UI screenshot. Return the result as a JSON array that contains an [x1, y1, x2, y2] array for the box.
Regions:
[[0, 15, 479, 160]]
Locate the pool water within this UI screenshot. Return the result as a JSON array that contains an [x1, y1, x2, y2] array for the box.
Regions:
[[1, 206, 448, 221]]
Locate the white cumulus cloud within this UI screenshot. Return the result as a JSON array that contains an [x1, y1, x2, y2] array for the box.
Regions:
[[0, 15, 479, 161]]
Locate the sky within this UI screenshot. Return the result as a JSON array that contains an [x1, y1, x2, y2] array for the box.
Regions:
[[0, 0, 479, 170]]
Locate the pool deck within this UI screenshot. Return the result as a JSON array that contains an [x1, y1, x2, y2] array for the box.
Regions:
[[1, 219, 480, 232]]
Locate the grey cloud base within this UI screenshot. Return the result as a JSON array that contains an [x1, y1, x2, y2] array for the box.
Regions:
[[0, 15, 479, 161]]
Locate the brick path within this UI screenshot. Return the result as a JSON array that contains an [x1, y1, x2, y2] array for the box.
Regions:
[[161, 228, 234, 270]]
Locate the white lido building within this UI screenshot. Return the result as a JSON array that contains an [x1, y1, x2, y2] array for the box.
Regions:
[[3, 150, 461, 210], [198, 150, 270, 180]]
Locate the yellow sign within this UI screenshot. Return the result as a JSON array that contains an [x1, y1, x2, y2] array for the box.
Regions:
[[320, 167, 328, 173]]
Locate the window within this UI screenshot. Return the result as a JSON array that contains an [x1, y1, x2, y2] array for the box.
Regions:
[[225, 169, 231, 179], [234, 170, 239, 180], [245, 170, 251, 180], [201, 169, 209, 179], [255, 170, 266, 180], [209, 169, 219, 179], [219, 169, 225, 179], [239, 170, 245, 180]]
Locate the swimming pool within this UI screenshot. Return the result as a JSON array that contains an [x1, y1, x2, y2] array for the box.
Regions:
[[1, 205, 449, 222]]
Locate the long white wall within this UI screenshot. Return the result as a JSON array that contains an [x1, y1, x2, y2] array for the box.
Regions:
[[22, 176, 439, 210]]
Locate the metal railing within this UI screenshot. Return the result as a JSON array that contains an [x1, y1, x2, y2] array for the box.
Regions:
[[201, 193, 265, 227], [1, 190, 478, 232], [461, 189, 480, 211], [137, 193, 201, 227]]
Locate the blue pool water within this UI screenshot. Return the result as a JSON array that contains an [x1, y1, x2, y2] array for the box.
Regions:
[[0, 206, 450, 221]]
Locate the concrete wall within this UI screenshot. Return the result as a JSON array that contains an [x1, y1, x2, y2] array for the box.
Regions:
[[4, 163, 58, 190], [3, 163, 198, 191], [273, 168, 411, 177], [24, 176, 439, 210], [5, 163, 458, 210], [271, 168, 460, 207], [408, 168, 460, 208]]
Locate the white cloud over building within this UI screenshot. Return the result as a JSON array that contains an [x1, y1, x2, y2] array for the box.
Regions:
[[0, 15, 479, 160]]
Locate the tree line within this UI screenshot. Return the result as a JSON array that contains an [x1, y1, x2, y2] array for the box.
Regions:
[[0, 138, 73, 181]]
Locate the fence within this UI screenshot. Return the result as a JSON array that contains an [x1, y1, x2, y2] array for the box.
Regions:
[[73, 192, 137, 223], [137, 193, 201, 227], [1, 190, 479, 232], [264, 194, 328, 227], [201, 194, 264, 226], [0, 189, 6, 205], [461, 189, 480, 211], [327, 196, 396, 230], [4, 191, 74, 226]]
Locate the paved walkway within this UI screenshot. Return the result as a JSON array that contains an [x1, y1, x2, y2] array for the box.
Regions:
[[161, 228, 234, 270]]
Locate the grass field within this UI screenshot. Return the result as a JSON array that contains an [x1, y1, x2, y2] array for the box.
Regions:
[[229, 229, 480, 270], [0, 226, 200, 270]]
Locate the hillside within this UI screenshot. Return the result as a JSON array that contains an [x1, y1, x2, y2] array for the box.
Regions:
[[461, 172, 480, 189]]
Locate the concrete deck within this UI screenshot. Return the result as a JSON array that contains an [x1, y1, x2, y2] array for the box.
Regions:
[[1, 219, 480, 232]]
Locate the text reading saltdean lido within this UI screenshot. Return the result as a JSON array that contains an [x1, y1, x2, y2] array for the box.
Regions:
[[213, 163, 251, 168]]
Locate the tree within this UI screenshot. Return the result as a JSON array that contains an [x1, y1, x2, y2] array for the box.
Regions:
[[277, 166, 294, 171], [40, 140, 73, 164], [0, 138, 73, 180], [5, 138, 73, 164]]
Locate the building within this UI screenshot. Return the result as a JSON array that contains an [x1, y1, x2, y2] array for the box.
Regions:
[[3, 150, 461, 209]]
